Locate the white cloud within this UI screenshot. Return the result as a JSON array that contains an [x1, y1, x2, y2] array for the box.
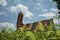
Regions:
[[36, 3, 40, 6], [39, 12, 56, 19], [10, 6, 17, 13], [51, 8, 58, 12], [10, 4, 28, 13], [0, 22, 16, 32], [42, 8, 48, 12], [51, 8, 60, 16], [39, 8, 57, 19], [24, 11, 33, 19], [0, 12, 7, 16], [0, 12, 5, 15], [9, 4, 33, 19], [0, 0, 7, 7]]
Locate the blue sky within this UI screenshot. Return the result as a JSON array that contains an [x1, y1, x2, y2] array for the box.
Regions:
[[0, 0, 59, 31]]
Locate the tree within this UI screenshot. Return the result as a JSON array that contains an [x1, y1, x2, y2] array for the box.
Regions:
[[53, 0, 60, 24], [37, 21, 45, 31]]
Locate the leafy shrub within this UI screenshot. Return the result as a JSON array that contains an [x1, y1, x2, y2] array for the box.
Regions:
[[0, 23, 60, 40]]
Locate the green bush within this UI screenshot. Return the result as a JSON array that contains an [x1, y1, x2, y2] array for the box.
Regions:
[[0, 23, 60, 40], [0, 29, 60, 40]]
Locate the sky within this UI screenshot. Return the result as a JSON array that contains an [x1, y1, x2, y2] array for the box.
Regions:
[[0, 0, 60, 31]]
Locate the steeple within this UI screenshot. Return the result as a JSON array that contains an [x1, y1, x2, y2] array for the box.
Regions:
[[17, 12, 23, 28]]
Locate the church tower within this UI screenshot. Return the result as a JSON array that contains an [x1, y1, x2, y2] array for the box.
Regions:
[[17, 12, 23, 28]]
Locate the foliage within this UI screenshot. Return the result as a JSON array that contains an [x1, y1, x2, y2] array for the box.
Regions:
[[37, 21, 45, 31], [52, 0, 60, 23], [0, 21, 60, 40], [53, 0, 60, 10], [0, 27, 60, 40], [26, 31, 36, 40], [47, 20, 54, 31]]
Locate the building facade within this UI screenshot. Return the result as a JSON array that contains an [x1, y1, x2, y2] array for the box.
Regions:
[[17, 12, 55, 31]]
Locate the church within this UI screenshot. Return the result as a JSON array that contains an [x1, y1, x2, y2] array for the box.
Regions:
[[17, 12, 55, 31]]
